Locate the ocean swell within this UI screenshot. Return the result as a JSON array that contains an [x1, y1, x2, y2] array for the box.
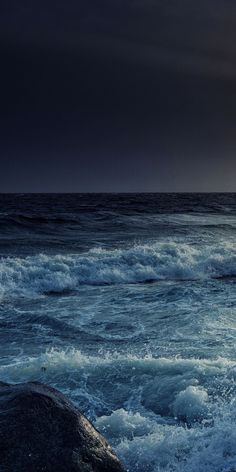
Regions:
[[0, 241, 235, 298]]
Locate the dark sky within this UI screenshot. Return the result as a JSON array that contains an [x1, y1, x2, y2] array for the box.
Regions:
[[1, 0, 236, 191]]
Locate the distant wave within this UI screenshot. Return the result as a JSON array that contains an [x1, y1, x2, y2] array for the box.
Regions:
[[0, 241, 235, 298], [0, 213, 81, 229]]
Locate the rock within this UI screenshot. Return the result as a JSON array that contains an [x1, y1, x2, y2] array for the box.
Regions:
[[0, 381, 126, 472]]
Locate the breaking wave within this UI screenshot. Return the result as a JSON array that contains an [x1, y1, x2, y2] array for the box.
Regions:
[[0, 241, 235, 298], [1, 349, 236, 472]]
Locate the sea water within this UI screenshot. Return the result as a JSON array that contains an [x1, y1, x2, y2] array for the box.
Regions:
[[0, 193, 236, 472]]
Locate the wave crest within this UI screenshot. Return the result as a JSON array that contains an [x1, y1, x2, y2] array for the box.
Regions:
[[0, 241, 235, 298]]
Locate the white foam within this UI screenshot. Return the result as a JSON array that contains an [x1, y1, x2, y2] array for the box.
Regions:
[[0, 348, 234, 418], [0, 240, 235, 298], [96, 408, 156, 441], [97, 402, 236, 472], [116, 412, 236, 472], [172, 385, 209, 422], [1, 349, 236, 471]]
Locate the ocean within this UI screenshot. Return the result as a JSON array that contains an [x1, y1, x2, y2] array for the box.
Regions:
[[0, 193, 236, 472]]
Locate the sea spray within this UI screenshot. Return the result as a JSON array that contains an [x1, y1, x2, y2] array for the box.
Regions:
[[0, 241, 236, 299], [1, 349, 236, 471]]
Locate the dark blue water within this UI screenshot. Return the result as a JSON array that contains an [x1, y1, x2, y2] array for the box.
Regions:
[[0, 193, 236, 471]]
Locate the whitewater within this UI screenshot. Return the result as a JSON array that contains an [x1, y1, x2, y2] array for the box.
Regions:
[[0, 193, 236, 471]]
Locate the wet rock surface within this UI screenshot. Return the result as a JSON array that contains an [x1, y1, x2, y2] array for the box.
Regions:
[[0, 381, 126, 472]]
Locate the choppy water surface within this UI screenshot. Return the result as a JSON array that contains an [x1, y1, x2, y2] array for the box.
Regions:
[[0, 193, 236, 472]]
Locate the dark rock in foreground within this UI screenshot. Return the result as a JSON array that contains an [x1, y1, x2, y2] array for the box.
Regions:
[[0, 381, 126, 472]]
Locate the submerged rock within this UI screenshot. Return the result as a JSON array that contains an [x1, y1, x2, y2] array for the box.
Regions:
[[0, 381, 126, 472]]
